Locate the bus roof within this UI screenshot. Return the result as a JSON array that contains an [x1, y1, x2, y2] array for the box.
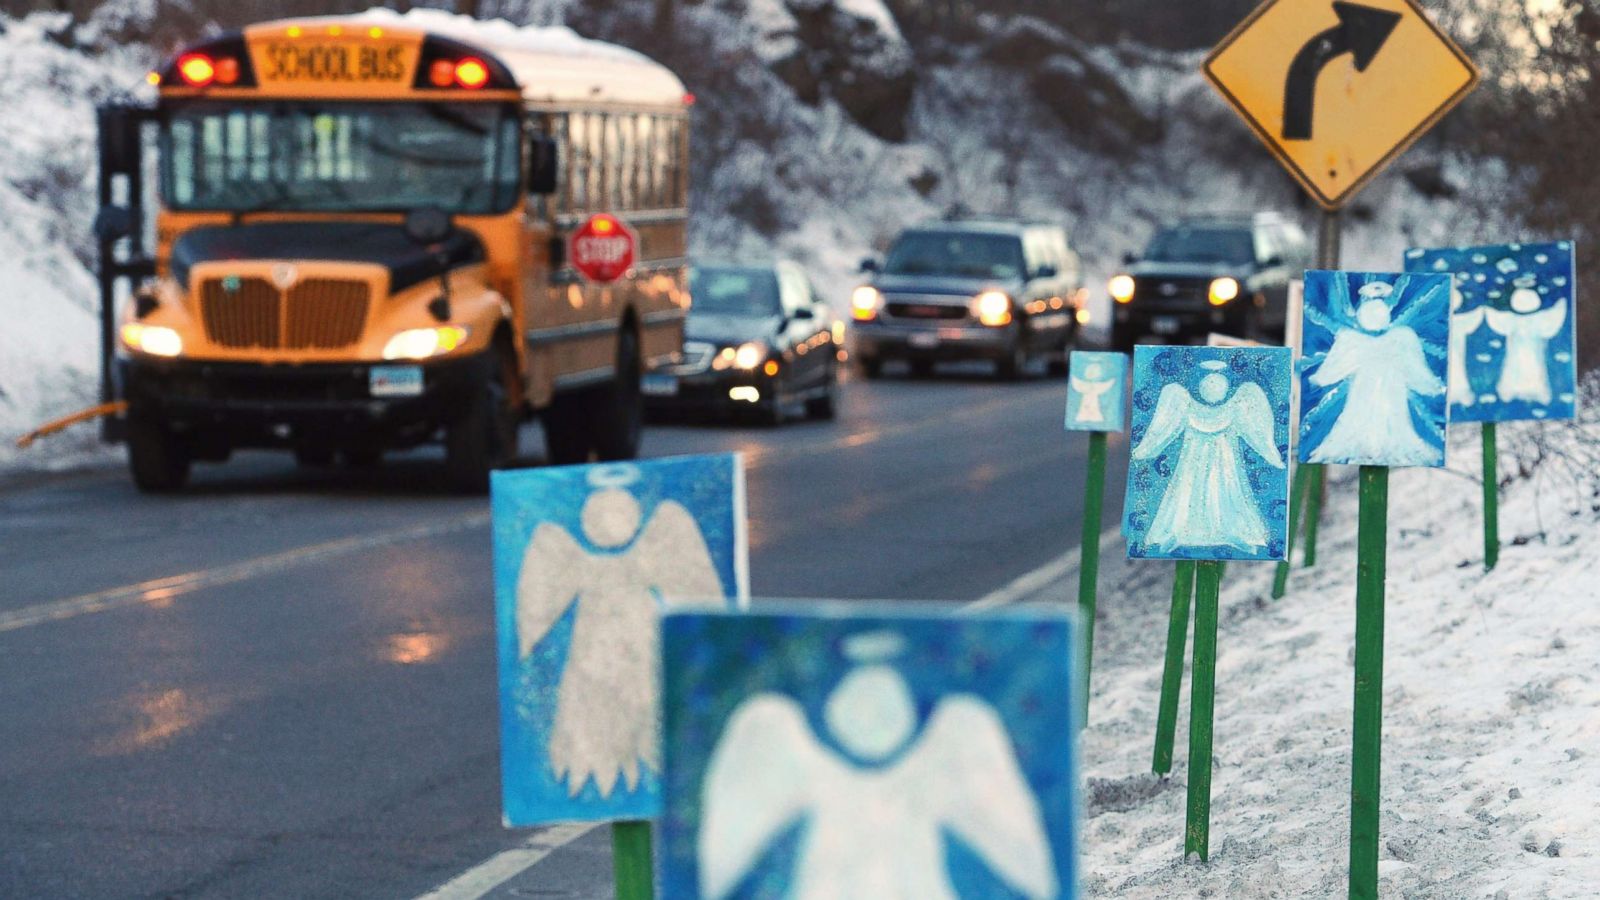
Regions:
[[333, 8, 689, 108]]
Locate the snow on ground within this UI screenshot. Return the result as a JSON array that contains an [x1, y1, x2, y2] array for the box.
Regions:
[[1074, 383, 1600, 898]]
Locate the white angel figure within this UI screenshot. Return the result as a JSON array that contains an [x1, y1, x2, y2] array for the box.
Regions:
[[517, 464, 725, 798], [1306, 285, 1446, 466], [698, 632, 1059, 900], [1484, 278, 1567, 405], [1070, 361, 1115, 424], [1448, 287, 1487, 408], [1131, 361, 1284, 553]]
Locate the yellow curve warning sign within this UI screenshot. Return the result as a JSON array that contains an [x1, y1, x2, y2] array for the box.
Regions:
[[1203, 0, 1479, 210]]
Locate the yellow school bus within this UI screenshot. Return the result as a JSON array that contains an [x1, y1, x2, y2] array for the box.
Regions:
[[98, 12, 691, 492]]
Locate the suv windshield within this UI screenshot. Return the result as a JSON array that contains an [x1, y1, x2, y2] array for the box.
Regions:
[[690, 266, 782, 317], [883, 232, 1024, 279], [161, 101, 521, 214], [1144, 227, 1255, 265]]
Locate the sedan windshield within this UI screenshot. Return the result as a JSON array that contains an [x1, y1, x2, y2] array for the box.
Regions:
[[162, 101, 521, 214], [1143, 227, 1255, 265], [690, 267, 783, 317], [883, 232, 1024, 279]]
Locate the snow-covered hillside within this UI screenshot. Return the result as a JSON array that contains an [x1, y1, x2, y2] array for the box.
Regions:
[[0, 1, 1517, 468], [1076, 383, 1600, 897]]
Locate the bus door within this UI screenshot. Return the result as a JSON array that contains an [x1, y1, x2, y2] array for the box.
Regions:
[[92, 102, 159, 443]]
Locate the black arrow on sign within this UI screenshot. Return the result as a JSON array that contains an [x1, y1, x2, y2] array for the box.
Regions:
[[1281, 1, 1403, 140]]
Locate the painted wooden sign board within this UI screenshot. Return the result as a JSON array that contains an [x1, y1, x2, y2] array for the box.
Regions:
[[1064, 351, 1129, 432], [1203, 0, 1478, 209], [492, 453, 748, 826], [1404, 241, 1578, 423], [1124, 345, 1293, 561], [659, 605, 1080, 900], [1299, 271, 1450, 467]]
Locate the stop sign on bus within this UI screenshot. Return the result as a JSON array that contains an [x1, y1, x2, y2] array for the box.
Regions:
[[569, 213, 637, 283]]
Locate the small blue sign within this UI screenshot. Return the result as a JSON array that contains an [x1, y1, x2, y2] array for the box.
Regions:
[[660, 604, 1079, 900], [1124, 345, 1292, 562], [1404, 240, 1577, 423], [1299, 271, 1451, 467], [1064, 351, 1129, 432], [492, 453, 747, 827]]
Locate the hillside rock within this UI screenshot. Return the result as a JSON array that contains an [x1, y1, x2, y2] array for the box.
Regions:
[[762, 0, 916, 141]]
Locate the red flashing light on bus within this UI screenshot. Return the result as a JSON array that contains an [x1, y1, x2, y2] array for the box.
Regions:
[[177, 54, 216, 87], [454, 58, 490, 89]]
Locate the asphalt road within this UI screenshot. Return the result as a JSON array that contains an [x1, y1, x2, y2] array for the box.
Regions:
[[0, 363, 1128, 900]]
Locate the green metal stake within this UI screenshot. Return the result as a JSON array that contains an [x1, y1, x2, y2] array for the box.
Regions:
[[1482, 422, 1499, 571], [1302, 464, 1325, 567], [612, 820, 654, 900], [1273, 463, 1311, 598], [1153, 560, 1195, 774], [1349, 466, 1389, 900], [1184, 560, 1222, 862], [1077, 430, 1109, 728]]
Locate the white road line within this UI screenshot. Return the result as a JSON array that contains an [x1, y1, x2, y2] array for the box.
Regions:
[[0, 512, 490, 635], [415, 525, 1124, 899], [414, 823, 597, 900]]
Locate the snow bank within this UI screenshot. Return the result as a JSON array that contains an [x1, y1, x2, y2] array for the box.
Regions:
[[0, 12, 151, 470], [1079, 385, 1600, 897]]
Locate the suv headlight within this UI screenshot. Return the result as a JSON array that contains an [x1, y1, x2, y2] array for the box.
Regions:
[[973, 291, 1013, 327], [120, 323, 183, 357], [733, 341, 768, 370], [1208, 277, 1240, 305], [851, 286, 881, 321], [382, 326, 468, 360], [1109, 274, 1135, 303]]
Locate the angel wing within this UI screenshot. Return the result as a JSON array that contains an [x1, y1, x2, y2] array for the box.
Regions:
[[1483, 307, 1514, 336], [1452, 306, 1487, 337], [1226, 382, 1284, 468], [899, 696, 1059, 900], [629, 500, 728, 610], [699, 694, 839, 900], [1308, 328, 1370, 388], [1392, 275, 1451, 332], [1131, 383, 1192, 460], [1387, 327, 1446, 396], [515, 522, 588, 659], [1529, 301, 1568, 339]]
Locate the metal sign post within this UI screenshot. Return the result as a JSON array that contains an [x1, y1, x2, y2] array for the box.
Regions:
[[1153, 561, 1195, 774]]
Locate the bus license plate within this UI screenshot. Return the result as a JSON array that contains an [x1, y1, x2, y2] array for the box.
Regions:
[[370, 365, 423, 398], [642, 373, 679, 397], [1151, 316, 1181, 335]]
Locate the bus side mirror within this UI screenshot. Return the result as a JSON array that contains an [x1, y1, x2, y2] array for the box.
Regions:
[[528, 135, 559, 196], [548, 234, 567, 269], [93, 206, 135, 241]]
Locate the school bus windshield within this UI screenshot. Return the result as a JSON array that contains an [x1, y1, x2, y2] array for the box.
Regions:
[[161, 100, 522, 214]]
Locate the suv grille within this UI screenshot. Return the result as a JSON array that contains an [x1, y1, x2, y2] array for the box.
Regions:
[[199, 277, 371, 350], [885, 301, 969, 321], [1135, 277, 1211, 305]]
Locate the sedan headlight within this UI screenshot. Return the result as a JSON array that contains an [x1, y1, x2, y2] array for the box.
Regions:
[[851, 286, 881, 321], [120, 323, 183, 357], [733, 341, 768, 370], [1108, 274, 1136, 304], [382, 326, 468, 360], [1208, 277, 1240, 306], [973, 290, 1013, 327]]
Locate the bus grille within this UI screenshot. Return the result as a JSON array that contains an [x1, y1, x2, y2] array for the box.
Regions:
[[199, 277, 370, 350]]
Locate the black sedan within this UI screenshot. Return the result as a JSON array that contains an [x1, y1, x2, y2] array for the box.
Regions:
[[644, 263, 841, 424]]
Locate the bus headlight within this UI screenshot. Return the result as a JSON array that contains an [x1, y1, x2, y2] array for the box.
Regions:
[[851, 286, 881, 321], [973, 291, 1013, 327], [1209, 277, 1240, 306], [121, 323, 183, 358], [1109, 274, 1136, 304], [733, 341, 768, 370], [383, 326, 468, 360]]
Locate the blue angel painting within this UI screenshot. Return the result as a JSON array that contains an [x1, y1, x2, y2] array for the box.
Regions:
[[1299, 271, 1450, 467], [1124, 345, 1292, 562], [1404, 241, 1577, 423], [492, 453, 748, 827], [659, 604, 1079, 900], [1064, 351, 1129, 432]]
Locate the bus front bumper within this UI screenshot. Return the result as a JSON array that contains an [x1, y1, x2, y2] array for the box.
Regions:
[[120, 355, 489, 449]]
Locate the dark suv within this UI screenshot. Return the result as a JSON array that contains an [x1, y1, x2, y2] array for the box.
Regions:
[[850, 220, 1084, 380], [1107, 213, 1310, 347]]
